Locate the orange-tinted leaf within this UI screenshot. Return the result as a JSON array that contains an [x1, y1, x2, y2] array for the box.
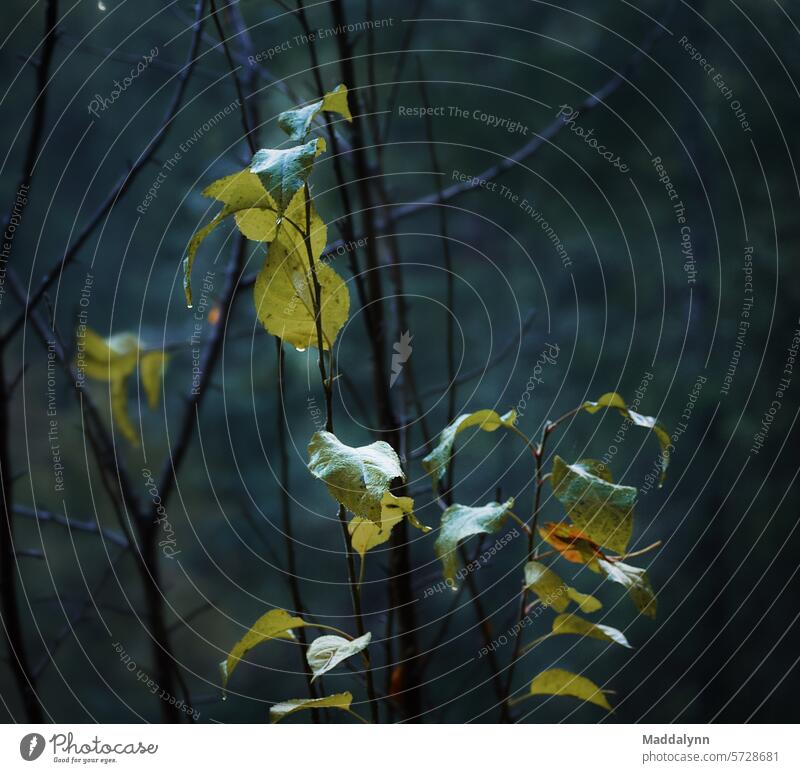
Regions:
[[539, 522, 604, 571]]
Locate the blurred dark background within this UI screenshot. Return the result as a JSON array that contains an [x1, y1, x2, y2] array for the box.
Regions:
[[1, 0, 799, 723]]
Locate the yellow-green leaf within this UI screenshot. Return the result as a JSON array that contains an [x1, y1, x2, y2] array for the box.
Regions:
[[253, 210, 348, 351], [582, 392, 671, 486], [349, 492, 418, 559], [306, 632, 371, 681], [250, 137, 326, 216], [422, 409, 516, 487], [551, 613, 632, 648], [524, 668, 611, 711], [308, 431, 405, 522], [140, 351, 169, 410], [524, 561, 602, 614], [598, 558, 657, 619], [183, 169, 279, 307], [435, 498, 514, 586], [220, 609, 305, 689], [110, 376, 138, 446], [270, 692, 353, 723], [278, 84, 352, 141], [551, 456, 636, 554], [80, 329, 141, 381]]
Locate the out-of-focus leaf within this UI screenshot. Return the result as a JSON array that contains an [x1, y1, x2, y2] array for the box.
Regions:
[[524, 668, 611, 711], [538, 522, 604, 571], [270, 692, 353, 723], [306, 632, 371, 681], [110, 376, 138, 446], [349, 492, 426, 559], [551, 456, 636, 554], [598, 558, 657, 619], [250, 137, 326, 215], [220, 609, 305, 689], [551, 613, 632, 648], [422, 409, 516, 487], [435, 498, 515, 586], [278, 84, 352, 141], [140, 351, 169, 410], [524, 561, 602, 613], [80, 330, 141, 381], [582, 392, 671, 486], [307, 431, 404, 522]]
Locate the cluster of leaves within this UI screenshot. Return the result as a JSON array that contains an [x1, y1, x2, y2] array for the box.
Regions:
[[421, 394, 669, 712], [77, 328, 169, 446]]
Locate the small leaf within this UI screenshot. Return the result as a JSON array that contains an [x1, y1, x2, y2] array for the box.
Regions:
[[524, 668, 611, 711], [80, 329, 141, 381], [250, 137, 326, 216], [538, 522, 604, 571], [524, 561, 602, 614], [551, 613, 632, 648], [270, 692, 353, 723], [308, 431, 405, 522], [306, 632, 371, 681], [551, 456, 636, 554], [140, 351, 169, 410], [435, 498, 514, 586], [220, 609, 305, 689], [278, 84, 353, 141], [422, 409, 516, 487], [582, 392, 671, 486], [598, 559, 657, 619], [349, 492, 423, 559]]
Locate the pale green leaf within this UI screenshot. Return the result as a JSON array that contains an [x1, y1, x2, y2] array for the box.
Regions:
[[551, 456, 636, 554], [551, 613, 632, 648], [567, 587, 603, 613], [422, 409, 516, 487], [278, 84, 352, 141], [308, 431, 405, 522], [306, 632, 371, 681], [435, 498, 514, 586], [220, 609, 305, 689], [582, 392, 671, 486], [80, 329, 141, 381], [524, 668, 611, 711], [598, 558, 657, 619], [110, 376, 138, 447], [250, 137, 326, 215], [270, 692, 353, 723]]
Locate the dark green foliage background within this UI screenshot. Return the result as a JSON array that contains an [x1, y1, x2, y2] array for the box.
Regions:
[[1, 0, 798, 722]]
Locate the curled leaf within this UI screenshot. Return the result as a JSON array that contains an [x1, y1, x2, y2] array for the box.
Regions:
[[435, 499, 514, 586], [278, 84, 353, 141], [306, 632, 371, 681], [308, 431, 405, 522], [598, 558, 657, 619], [220, 609, 305, 689], [422, 409, 516, 487], [582, 392, 671, 486], [523, 668, 611, 711], [270, 692, 353, 723], [250, 136, 326, 215], [551, 456, 636, 554], [140, 351, 169, 410], [538, 522, 604, 571], [349, 492, 425, 559]]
